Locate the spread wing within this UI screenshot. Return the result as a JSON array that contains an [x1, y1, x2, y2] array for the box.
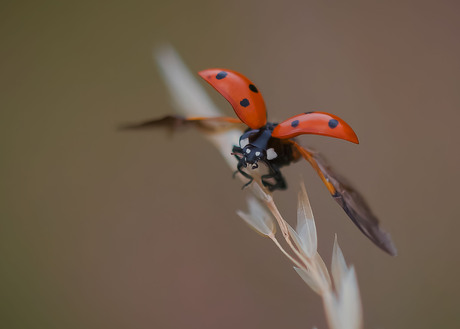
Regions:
[[120, 115, 243, 133], [198, 69, 267, 129], [290, 140, 397, 256]]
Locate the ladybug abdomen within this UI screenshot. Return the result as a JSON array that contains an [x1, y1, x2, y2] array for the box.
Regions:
[[266, 137, 296, 168]]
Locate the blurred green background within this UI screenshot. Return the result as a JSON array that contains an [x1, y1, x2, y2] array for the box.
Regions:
[[1, 1, 459, 328]]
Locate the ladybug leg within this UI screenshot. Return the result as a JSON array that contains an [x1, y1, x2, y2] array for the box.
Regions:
[[232, 145, 244, 178], [261, 174, 286, 191], [232, 145, 243, 152], [235, 160, 254, 189], [231, 146, 254, 188], [261, 162, 287, 191]]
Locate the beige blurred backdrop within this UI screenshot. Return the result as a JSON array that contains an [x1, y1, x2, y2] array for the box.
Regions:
[[1, 1, 459, 328]]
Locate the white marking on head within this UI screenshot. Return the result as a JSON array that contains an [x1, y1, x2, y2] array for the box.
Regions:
[[266, 148, 278, 160], [255, 151, 261, 156], [246, 148, 251, 154], [240, 138, 249, 148]]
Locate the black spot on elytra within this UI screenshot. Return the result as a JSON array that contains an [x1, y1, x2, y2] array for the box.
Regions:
[[216, 71, 227, 80], [240, 98, 250, 107], [328, 119, 339, 128], [249, 84, 258, 93], [291, 120, 299, 128], [304, 111, 315, 114]]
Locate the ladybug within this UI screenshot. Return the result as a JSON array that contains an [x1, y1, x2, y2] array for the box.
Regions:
[[123, 68, 396, 256]]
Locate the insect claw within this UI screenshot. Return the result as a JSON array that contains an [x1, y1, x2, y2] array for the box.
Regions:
[[242, 180, 253, 189]]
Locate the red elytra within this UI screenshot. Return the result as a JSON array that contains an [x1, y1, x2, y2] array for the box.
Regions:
[[198, 69, 267, 129], [271, 112, 359, 143], [198, 69, 358, 144]]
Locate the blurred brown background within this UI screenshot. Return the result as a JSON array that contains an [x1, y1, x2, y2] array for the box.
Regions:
[[1, 1, 459, 328]]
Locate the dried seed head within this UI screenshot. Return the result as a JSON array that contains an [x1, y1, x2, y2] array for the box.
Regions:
[[237, 196, 276, 236], [294, 181, 317, 258], [332, 235, 348, 292], [294, 266, 322, 295], [325, 236, 363, 329]]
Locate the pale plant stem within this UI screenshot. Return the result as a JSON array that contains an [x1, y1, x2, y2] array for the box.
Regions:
[[266, 200, 290, 239], [155, 46, 364, 329], [264, 193, 314, 269], [269, 234, 304, 269], [322, 293, 336, 329]]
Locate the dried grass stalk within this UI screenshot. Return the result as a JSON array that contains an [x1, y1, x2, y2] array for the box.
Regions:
[[154, 45, 363, 329]]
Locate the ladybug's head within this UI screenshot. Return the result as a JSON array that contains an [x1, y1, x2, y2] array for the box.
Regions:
[[242, 145, 266, 169], [237, 128, 277, 169]]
